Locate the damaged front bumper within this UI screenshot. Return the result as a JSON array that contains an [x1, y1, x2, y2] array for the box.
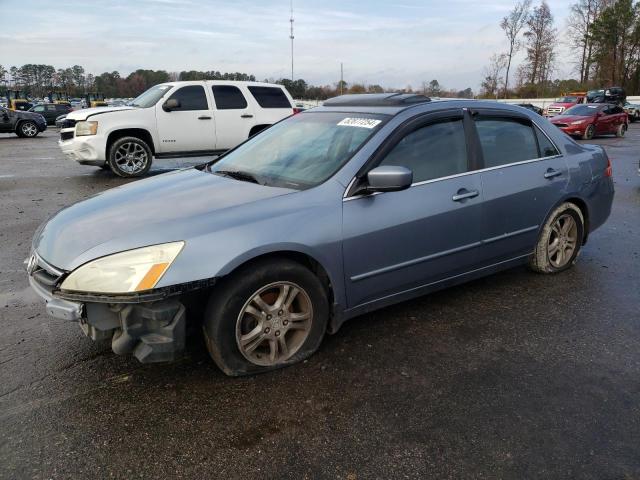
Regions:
[[26, 252, 213, 363]]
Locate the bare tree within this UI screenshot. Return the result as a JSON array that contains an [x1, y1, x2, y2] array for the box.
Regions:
[[500, 0, 532, 98], [566, 0, 610, 83], [481, 53, 507, 98], [523, 2, 557, 86]]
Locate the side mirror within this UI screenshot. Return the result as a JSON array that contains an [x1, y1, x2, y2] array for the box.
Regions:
[[366, 166, 413, 193], [162, 98, 180, 112]]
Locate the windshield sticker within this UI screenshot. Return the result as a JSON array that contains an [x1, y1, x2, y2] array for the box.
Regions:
[[337, 118, 382, 129]]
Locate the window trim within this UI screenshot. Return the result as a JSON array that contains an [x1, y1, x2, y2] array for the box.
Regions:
[[343, 111, 563, 202]]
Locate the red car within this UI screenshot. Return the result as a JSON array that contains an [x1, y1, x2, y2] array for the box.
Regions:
[[550, 103, 628, 140]]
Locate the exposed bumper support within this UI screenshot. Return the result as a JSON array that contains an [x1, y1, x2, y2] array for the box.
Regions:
[[28, 275, 83, 321]]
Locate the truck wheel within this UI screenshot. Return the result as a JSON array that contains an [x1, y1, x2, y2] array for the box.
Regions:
[[582, 124, 595, 140], [108, 137, 152, 177], [615, 123, 627, 138], [17, 121, 39, 138], [529, 202, 584, 274], [203, 258, 329, 376]]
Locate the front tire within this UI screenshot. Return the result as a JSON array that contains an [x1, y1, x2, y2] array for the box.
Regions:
[[17, 121, 39, 138], [582, 124, 595, 140], [203, 258, 329, 376], [529, 202, 584, 274], [108, 136, 152, 177]]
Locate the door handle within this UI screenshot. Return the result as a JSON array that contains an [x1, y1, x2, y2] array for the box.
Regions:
[[198, 116, 212, 120], [241, 114, 254, 118], [452, 189, 479, 202], [544, 168, 562, 179]]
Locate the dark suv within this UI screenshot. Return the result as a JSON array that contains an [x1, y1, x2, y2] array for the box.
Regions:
[[0, 105, 47, 137], [29, 103, 73, 125], [587, 87, 626, 106]]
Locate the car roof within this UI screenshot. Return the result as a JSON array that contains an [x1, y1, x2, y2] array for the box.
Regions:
[[159, 80, 288, 88]]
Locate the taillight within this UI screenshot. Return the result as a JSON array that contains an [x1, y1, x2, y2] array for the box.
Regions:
[[605, 157, 613, 177], [292, 108, 302, 115]]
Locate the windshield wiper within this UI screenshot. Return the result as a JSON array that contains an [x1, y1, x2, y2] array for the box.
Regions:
[[215, 170, 261, 184]]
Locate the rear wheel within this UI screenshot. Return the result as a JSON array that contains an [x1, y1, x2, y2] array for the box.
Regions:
[[529, 202, 584, 274], [17, 121, 39, 138], [615, 123, 627, 138], [203, 258, 329, 376], [108, 136, 152, 177], [582, 124, 595, 140]]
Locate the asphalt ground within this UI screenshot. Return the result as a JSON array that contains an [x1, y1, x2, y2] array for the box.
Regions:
[[0, 126, 639, 479]]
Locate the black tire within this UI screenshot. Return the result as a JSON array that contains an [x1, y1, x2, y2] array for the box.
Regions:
[[108, 136, 152, 177], [203, 258, 329, 376], [529, 202, 584, 274], [615, 123, 627, 138], [582, 124, 595, 140], [16, 121, 39, 138]]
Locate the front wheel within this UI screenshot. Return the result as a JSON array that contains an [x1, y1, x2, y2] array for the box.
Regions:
[[615, 123, 627, 138], [203, 258, 329, 376], [529, 202, 584, 274], [17, 121, 39, 138], [582, 124, 595, 140], [108, 136, 152, 177]]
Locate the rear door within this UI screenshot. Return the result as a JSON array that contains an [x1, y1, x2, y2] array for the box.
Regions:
[[473, 110, 569, 264], [210, 85, 255, 150], [342, 111, 485, 307], [155, 84, 216, 153], [0, 107, 12, 132]]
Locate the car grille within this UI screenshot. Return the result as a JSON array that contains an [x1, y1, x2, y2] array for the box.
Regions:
[[61, 119, 76, 129], [547, 107, 565, 115], [60, 131, 74, 141], [28, 253, 64, 292]]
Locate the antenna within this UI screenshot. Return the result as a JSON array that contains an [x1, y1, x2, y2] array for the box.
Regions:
[[289, 0, 295, 81]]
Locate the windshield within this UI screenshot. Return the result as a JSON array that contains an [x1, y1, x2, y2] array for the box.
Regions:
[[558, 96, 578, 103], [209, 112, 387, 189], [562, 105, 602, 116], [130, 84, 172, 108]]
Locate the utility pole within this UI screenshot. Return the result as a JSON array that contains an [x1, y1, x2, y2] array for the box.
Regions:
[[289, 0, 294, 81], [340, 62, 344, 95]]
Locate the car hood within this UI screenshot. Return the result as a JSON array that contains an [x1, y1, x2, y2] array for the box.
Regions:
[[33, 168, 296, 270], [550, 115, 592, 124], [66, 106, 135, 121]]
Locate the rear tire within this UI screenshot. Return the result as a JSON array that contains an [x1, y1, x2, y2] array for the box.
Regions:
[[529, 202, 584, 274], [17, 121, 39, 138], [615, 123, 627, 138], [108, 136, 152, 177], [582, 124, 595, 140], [203, 258, 329, 376]]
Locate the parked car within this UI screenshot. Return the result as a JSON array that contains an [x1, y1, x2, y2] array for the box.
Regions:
[[623, 101, 640, 122], [58, 81, 297, 177], [544, 93, 587, 117], [517, 103, 543, 115], [0, 105, 47, 137], [29, 103, 73, 125], [549, 103, 628, 139], [587, 87, 626, 106], [27, 94, 614, 375]]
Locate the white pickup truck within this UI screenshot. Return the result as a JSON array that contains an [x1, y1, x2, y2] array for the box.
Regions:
[[58, 81, 297, 177]]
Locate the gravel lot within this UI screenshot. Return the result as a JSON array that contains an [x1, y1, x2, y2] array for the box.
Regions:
[[1, 127, 639, 479]]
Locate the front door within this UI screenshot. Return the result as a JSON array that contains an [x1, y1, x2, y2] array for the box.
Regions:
[[211, 85, 255, 150], [473, 112, 569, 264], [342, 113, 485, 308], [155, 85, 216, 153]]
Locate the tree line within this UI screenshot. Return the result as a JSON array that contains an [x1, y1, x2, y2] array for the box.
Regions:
[[481, 0, 640, 98], [0, 63, 474, 101]]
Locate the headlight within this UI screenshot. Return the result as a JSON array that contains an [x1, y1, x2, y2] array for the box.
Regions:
[[75, 121, 98, 136], [60, 242, 184, 294], [570, 120, 586, 125]]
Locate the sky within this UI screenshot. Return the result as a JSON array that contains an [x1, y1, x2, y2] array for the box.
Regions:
[[0, 0, 575, 91]]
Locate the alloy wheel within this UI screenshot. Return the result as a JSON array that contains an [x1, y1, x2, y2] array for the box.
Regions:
[[21, 122, 38, 137], [235, 281, 313, 366], [547, 213, 578, 268], [113, 142, 148, 175]]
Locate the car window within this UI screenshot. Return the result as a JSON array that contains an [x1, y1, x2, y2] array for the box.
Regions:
[[476, 117, 539, 167], [33, 106, 45, 112], [379, 119, 468, 182], [46, 105, 57, 111], [534, 125, 559, 157], [167, 85, 208, 111], [248, 86, 292, 108], [611, 106, 624, 114], [212, 86, 248, 109]]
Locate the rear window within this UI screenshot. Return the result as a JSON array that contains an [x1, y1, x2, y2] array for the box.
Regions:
[[248, 86, 292, 109], [212, 86, 248, 110]]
